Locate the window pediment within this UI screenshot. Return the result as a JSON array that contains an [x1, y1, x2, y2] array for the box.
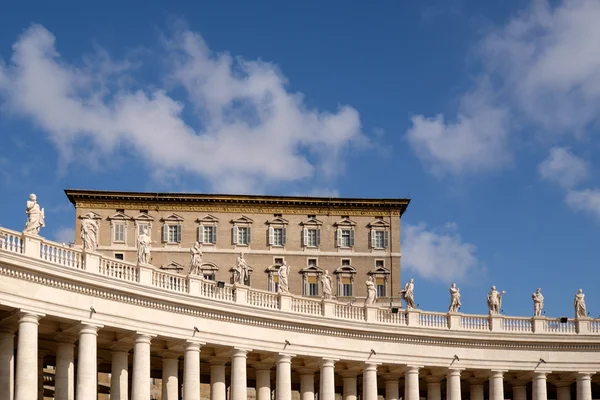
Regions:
[[161, 213, 184, 222], [108, 212, 132, 221], [265, 264, 282, 273], [266, 216, 289, 225], [79, 211, 101, 220], [231, 215, 253, 224], [299, 265, 323, 274], [334, 217, 356, 227], [160, 261, 184, 272], [134, 213, 154, 222], [368, 266, 390, 275], [200, 262, 219, 271], [300, 217, 323, 226], [334, 265, 356, 274], [196, 214, 219, 224], [367, 219, 390, 228]]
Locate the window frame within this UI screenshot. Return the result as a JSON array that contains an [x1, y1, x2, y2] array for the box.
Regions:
[[196, 215, 219, 245], [161, 214, 184, 245], [334, 265, 356, 298], [231, 216, 254, 247]]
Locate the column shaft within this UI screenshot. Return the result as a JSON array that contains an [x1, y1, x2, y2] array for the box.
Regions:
[[576, 373, 592, 400], [557, 384, 572, 400], [162, 357, 179, 400], [319, 359, 336, 400], [255, 368, 272, 400], [15, 313, 42, 400], [426, 379, 441, 400], [385, 379, 400, 400], [533, 373, 548, 400], [111, 350, 129, 400], [513, 385, 527, 400], [300, 372, 314, 400], [405, 366, 420, 400], [470, 383, 484, 400], [362, 364, 378, 400], [342, 375, 357, 400], [55, 342, 75, 400], [183, 342, 201, 400], [489, 371, 505, 400], [131, 334, 152, 400], [75, 324, 100, 400], [0, 329, 15, 400], [447, 370, 462, 400], [230, 349, 248, 400], [276, 355, 293, 400]]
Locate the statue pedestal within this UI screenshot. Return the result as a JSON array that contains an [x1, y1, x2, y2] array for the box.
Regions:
[[406, 309, 421, 326], [137, 263, 153, 285], [447, 312, 462, 330], [364, 305, 378, 323], [322, 299, 335, 317], [576, 317, 591, 334], [188, 274, 203, 297], [83, 250, 101, 274], [21, 232, 41, 259], [234, 284, 248, 305], [489, 314, 503, 332], [278, 292, 292, 311], [532, 316, 547, 333]]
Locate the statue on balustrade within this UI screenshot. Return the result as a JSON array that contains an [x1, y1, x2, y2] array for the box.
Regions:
[[487, 286, 506, 315], [364, 276, 376, 306], [574, 289, 587, 318], [321, 270, 333, 300], [189, 242, 203, 275], [80, 213, 99, 251], [233, 253, 249, 285], [399, 278, 415, 309], [532, 288, 544, 317], [278, 261, 290, 293], [136, 227, 153, 265], [23, 193, 45, 235], [448, 283, 461, 313]]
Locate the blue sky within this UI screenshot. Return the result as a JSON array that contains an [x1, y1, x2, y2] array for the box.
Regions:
[[0, 0, 598, 319]]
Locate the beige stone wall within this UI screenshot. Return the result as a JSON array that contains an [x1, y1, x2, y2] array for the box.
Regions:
[[74, 206, 402, 299]]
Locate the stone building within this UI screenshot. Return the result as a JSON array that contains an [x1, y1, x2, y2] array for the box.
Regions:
[[65, 189, 410, 302]]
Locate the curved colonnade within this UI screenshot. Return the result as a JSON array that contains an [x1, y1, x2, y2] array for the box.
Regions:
[[0, 227, 599, 400]]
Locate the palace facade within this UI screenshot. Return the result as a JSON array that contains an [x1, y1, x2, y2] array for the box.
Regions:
[[65, 189, 410, 302], [0, 191, 598, 400]]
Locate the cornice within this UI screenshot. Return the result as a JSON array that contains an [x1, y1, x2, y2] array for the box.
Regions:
[[0, 259, 599, 353], [64, 189, 409, 216]]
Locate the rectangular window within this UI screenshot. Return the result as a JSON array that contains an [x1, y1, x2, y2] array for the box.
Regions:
[[340, 276, 353, 297], [337, 228, 354, 248], [237, 227, 249, 245], [371, 230, 389, 249], [306, 275, 319, 296], [342, 259, 351, 266], [376, 277, 386, 297], [269, 227, 286, 246], [308, 258, 317, 267], [304, 228, 320, 247], [270, 274, 279, 293], [274, 257, 284, 265], [113, 223, 125, 243], [114, 253, 124, 260], [203, 226, 217, 244], [137, 223, 149, 237], [163, 224, 182, 243], [203, 273, 215, 281], [376, 260, 384, 269]]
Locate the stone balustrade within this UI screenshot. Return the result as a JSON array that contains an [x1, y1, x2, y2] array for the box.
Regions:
[[1, 226, 598, 336]]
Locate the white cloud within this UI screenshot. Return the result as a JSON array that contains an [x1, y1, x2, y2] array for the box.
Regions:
[[401, 222, 482, 282], [52, 227, 75, 244], [565, 189, 600, 221], [407, 0, 600, 175], [0, 24, 365, 193], [538, 146, 590, 188]]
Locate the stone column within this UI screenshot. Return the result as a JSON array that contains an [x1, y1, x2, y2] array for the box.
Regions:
[[110, 348, 130, 400], [556, 382, 572, 400], [426, 377, 441, 400], [161, 353, 179, 400], [384, 376, 399, 400], [14, 312, 43, 400], [299, 369, 315, 400], [489, 371, 506, 400], [447, 369, 462, 400], [341, 372, 357, 400], [183, 341, 202, 400], [470, 382, 484, 400], [75, 323, 101, 400], [405, 366, 421, 400], [131, 333, 153, 400], [319, 359, 336, 400], [230, 348, 249, 400], [533, 372, 549, 400], [37, 350, 47, 400], [255, 365, 272, 400], [512, 384, 527, 400], [276, 354, 293, 400], [362, 363, 378, 400], [55, 338, 76, 400], [576, 373, 592, 400], [0, 327, 15, 400], [210, 360, 227, 400]]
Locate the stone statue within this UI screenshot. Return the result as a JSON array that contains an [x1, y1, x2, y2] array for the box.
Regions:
[[189, 242, 203, 275], [278, 261, 290, 293], [487, 286, 506, 315], [136, 227, 152, 265], [399, 278, 415, 309], [574, 289, 587, 319], [532, 288, 544, 317], [448, 283, 461, 313], [321, 270, 333, 300], [23, 193, 45, 235], [364, 276, 376, 306], [233, 253, 249, 285], [80, 213, 99, 251]]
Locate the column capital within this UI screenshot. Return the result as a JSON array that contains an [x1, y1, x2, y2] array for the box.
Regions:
[[339, 370, 359, 378], [78, 323, 103, 335], [53, 332, 78, 344], [107, 342, 133, 352], [320, 358, 337, 368], [489, 370, 508, 378], [533, 371, 551, 378], [576, 372, 595, 380], [405, 365, 422, 374], [0, 325, 16, 334], [184, 340, 205, 351], [298, 367, 316, 375], [232, 347, 251, 357], [254, 362, 274, 371], [17, 310, 45, 324], [159, 350, 181, 360], [277, 353, 295, 363], [447, 368, 463, 377], [363, 362, 380, 372], [553, 380, 573, 388], [134, 332, 156, 344]]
